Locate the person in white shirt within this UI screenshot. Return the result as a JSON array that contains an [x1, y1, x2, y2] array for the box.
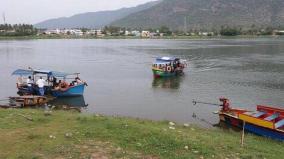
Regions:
[[36, 77, 45, 96], [26, 76, 34, 94]]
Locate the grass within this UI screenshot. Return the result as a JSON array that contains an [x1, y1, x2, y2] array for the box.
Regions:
[[0, 109, 283, 159]]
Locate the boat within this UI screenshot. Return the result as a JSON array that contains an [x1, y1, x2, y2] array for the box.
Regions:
[[217, 98, 284, 141], [12, 68, 87, 97], [152, 57, 187, 78]]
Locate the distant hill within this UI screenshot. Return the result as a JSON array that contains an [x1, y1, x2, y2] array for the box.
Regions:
[[112, 0, 284, 30], [35, 1, 160, 29]]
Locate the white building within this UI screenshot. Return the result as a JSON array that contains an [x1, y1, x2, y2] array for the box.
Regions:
[[131, 31, 141, 37], [44, 29, 60, 35], [86, 30, 104, 37], [141, 31, 150, 37]]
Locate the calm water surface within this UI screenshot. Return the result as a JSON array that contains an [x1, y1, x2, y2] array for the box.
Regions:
[[0, 38, 284, 126]]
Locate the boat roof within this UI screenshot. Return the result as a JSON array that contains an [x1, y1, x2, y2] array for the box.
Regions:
[[12, 69, 72, 77], [153, 57, 180, 64]]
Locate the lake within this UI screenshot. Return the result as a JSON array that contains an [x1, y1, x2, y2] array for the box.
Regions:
[[0, 38, 283, 126]]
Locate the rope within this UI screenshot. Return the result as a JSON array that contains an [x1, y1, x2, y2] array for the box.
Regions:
[[192, 112, 215, 126]]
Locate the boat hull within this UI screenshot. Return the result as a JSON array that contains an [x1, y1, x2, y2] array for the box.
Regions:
[[220, 113, 284, 141], [152, 69, 183, 78], [51, 84, 85, 97]]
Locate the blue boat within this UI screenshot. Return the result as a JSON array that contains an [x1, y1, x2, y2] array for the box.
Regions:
[[12, 68, 87, 97], [51, 83, 85, 97]]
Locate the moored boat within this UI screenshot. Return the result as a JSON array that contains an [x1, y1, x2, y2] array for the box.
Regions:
[[217, 98, 284, 141], [152, 57, 187, 78], [12, 68, 87, 97]]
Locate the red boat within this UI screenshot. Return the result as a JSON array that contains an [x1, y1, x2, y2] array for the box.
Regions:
[[194, 98, 284, 141], [218, 98, 284, 141]]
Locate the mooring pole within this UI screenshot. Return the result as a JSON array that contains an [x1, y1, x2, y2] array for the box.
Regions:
[[241, 121, 246, 147]]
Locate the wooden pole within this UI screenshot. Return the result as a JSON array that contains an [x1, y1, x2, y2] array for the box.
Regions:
[[241, 121, 246, 147]]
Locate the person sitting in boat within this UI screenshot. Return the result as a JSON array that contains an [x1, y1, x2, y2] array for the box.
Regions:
[[220, 98, 231, 112], [75, 77, 83, 84], [54, 80, 70, 91]]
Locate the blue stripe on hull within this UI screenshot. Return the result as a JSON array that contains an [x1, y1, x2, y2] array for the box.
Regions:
[[52, 84, 85, 97], [245, 123, 284, 141], [222, 115, 284, 141]]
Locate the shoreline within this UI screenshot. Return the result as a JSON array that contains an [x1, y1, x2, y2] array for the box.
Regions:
[[0, 35, 282, 40], [0, 108, 283, 158]]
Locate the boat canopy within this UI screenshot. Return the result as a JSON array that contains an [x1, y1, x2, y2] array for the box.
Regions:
[[12, 69, 72, 78], [154, 57, 180, 64]]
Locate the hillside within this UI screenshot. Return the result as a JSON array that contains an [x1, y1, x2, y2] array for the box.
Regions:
[[35, 1, 160, 29], [112, 0, 284, 31]]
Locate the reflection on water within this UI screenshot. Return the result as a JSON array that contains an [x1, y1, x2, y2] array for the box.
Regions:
[[49, 96, 88, 108], [152, 77, 183, 89]]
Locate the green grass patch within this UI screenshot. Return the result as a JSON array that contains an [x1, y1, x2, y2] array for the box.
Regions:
[[0, 109, 283, 159]]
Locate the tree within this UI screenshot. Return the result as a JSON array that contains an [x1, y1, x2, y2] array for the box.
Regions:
[[159, 26, 172, 36], [220, 26, 240, 36]]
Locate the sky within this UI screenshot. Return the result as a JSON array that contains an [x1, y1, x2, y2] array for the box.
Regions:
[[0, 0, 154, 24]]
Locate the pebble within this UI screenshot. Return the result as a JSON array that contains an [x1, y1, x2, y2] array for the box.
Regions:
[[49, 135, 56, 139], [169, 126, 176, 130], [65, 133, 73, 138], [44, 110, 52, 116], [169, 122, 176, 126], [183, 123, 190, 127]]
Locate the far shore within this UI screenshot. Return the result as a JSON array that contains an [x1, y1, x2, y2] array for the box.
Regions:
[[0, 34, 283, 40]]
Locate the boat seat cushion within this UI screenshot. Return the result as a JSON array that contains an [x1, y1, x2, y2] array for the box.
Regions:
[[252, 111, 266, 118], [275, 119, 284, 129], [264, 113, 279, 121]]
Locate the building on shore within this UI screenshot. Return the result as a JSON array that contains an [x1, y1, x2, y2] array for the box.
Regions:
[[141, 31, 150, 38]]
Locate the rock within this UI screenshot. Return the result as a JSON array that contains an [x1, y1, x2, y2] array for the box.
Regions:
[[183, 123, 190, 127], [49, 135, 56, 139], [169, 126, 176, 130], [200, 156, 204, 159], [193, 150, 199, 154], [44, 110, 52, 116], [169, 122, 176, 126], [190, 128, 195, 131], [65, 133, 73, 138], [184, 146, 189, 150]]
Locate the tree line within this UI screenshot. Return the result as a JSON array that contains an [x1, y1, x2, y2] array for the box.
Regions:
[[102, 25, 284, 36], [0, 24, 38, 36]]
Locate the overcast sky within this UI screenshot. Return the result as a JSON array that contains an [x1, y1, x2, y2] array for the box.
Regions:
[[0, 0, 154, 24]]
